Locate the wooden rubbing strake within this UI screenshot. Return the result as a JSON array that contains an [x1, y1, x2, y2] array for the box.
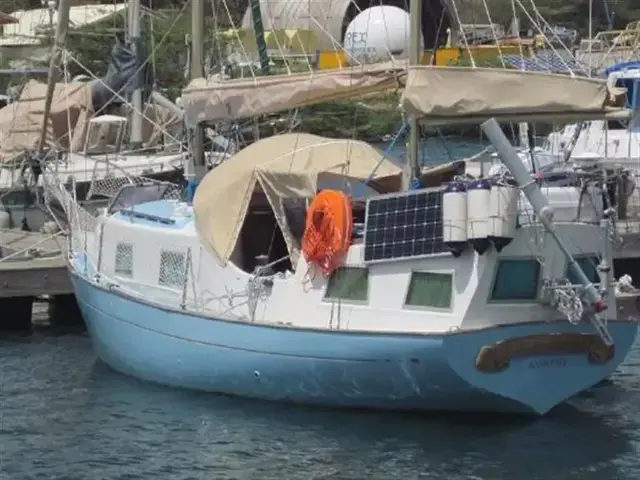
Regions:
[[475, 332, 615, 373]]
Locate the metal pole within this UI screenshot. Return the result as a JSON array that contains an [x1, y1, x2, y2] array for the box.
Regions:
[[37, 0, 71, 153], [248, 0, 270, 75], [150, 91, 184, 119], [481, 118, 613, 345], [588, 0, 593, 77], [128, 0, 144, 149], [190, 0, 206, 180], [406, 0, 422, 188]]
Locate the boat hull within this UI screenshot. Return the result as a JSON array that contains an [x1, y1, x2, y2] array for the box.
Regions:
[[71, 272, 638, 415]]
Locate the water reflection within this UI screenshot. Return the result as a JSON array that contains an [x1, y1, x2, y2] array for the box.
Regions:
[[1, 325, 638, 480]]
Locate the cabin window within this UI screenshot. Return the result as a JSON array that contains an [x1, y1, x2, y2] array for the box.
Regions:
[[491, 259, 540, 301], [606, 120, 627, 130], [158, 250, 186, 288], [114, 242, 133, 277], [566, 256, 600, 285], [325, 267, 369, 302], [405, 272, 453, 309]]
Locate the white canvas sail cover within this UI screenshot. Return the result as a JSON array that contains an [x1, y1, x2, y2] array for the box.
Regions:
[[401, 66, 629, 124], [193, 133, 402, 264], [0, 80, 184, 164], [181, 62, 404, 126], [0, 80, 93, 164]]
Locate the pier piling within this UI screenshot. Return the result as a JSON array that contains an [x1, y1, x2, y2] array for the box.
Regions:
[[48, 294, 83, 327], [0, 296, 34, 331], [0, 229, 74, 331]]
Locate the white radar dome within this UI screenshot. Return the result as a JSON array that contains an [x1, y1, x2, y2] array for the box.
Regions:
[[343, 6, 424, 64]]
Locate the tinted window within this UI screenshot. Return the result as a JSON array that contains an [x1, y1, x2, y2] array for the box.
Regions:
[[405, 272, 453, 309], [491, 259, 540, 301], [107, 183, 172, 214], [325, 267, 369, 302], [566, 256, 600, 285]]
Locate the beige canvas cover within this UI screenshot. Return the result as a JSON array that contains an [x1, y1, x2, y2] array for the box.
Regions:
[[401, 66, 629, 125], [0, 79, 93, 164], [117, 102, 183, 148], [140, 103, 183, 148], [181, 62, 404, 126], [193, 132, 402, 264]]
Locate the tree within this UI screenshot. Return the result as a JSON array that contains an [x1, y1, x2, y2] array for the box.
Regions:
[[458, 0, 639, 37], [62, 9, 217, 100]]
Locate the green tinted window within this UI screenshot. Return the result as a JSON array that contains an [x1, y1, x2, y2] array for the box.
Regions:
[[566, 256, 600, 285], [491, 259, 540, 301], [405, 272, 453, 309], [325, 267, 369, 302]]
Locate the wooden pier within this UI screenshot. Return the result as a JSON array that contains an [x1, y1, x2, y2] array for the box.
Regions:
[[0, 228, 80, 331]]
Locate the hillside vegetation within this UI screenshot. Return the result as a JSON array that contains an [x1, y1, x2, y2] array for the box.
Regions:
[[458, 0, 639, 36], [0, 0, 636, 140]]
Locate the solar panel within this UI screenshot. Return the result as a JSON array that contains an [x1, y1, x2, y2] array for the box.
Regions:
[[363, 188, 448, 263], [503, 55, 548, 72], [539, 54, 591, 76]]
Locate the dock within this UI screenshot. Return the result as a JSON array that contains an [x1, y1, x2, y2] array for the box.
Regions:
[[0, 228, 79, 330], [2, 208, 640, 332]]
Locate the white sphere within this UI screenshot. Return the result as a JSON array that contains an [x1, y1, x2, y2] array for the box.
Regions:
[[343, 6, 424, 64]]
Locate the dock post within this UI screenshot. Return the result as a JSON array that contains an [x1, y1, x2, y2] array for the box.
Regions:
[[48, 294, 83, 327], [0, 296, 34, 331]]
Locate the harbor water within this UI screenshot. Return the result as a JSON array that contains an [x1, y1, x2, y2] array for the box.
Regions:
[[3, 138, 640, 479], [2, 328, 640, 479]]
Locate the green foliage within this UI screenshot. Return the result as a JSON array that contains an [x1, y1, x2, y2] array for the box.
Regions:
[[62, 9, 197, 99], [460, 0, 640, 37], [0, 0, 46, 13], [449, 56, 507, 68], [299, 92, 402, 141], [27, 0, 638, 142], [0, 58, 29, 95], [53, 0, 640, 97]]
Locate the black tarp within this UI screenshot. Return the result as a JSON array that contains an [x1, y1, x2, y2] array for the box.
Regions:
[[90, 34, 154, 113]]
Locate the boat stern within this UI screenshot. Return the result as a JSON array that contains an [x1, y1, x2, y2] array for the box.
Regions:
[[442, 320, 638, 415]]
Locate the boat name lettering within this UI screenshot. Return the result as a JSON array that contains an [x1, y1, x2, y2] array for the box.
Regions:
[[528, 358, 567, 369]]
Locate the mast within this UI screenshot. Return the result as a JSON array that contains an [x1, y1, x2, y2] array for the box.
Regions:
[[602, 0, 614, 30], [128, 0, 144, 149], [588, 0, 593, 77], [248, 0, 270, 75], [406, 0, 422, 188], [184, 0, 206, 195], [37, 0, 71, 153]]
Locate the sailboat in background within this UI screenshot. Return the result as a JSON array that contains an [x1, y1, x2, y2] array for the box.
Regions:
[[45, 0, 640, 415], [0, 0, 229, 232]]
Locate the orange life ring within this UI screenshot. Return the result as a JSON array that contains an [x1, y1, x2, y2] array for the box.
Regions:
[[301, 189, 353, 277]]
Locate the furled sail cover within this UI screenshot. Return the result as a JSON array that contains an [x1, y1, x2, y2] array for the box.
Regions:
[[181, 62, 404, 126], [401, 66, 629, 125], [0, 80, 93, 164], [193, 133, 402, 265], [91, 35, 154, 113]]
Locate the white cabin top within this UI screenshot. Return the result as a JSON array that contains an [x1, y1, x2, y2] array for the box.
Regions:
[[80, 179, 613, 337]]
